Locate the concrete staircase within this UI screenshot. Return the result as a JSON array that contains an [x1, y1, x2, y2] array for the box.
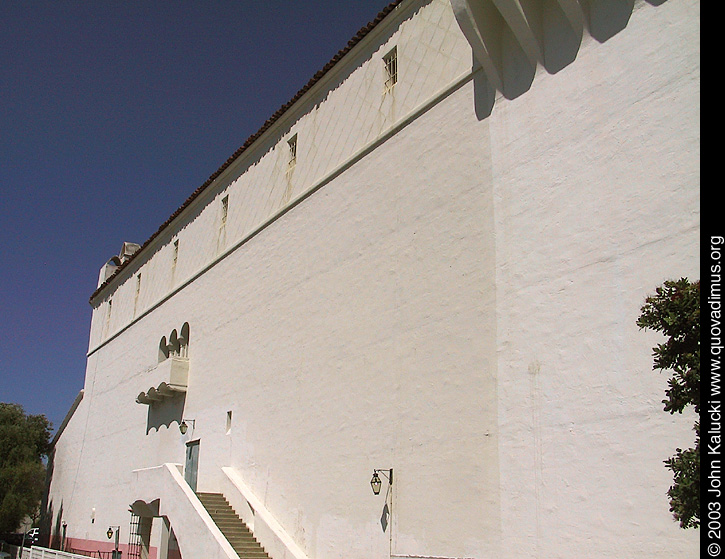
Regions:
[[197, 492, 270, 559]]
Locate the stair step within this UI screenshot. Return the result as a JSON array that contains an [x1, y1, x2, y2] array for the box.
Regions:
[[220, 530, 254, 538], [226, 535, 259, 542], [197, 491, 269, 559], [232, 545, 269, 552], [200, 501, 233, 509], [217, 521, 252, 530], [198, 495, 229, 504], [223, 533, 257, 542], [202, 502, 234, 508], [211, 509, 245, 522], [219, 526, 254, 535]]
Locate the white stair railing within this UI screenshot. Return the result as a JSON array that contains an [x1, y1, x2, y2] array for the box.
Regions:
[[221, 467, 310, 559], [132, 463, 238, 559]]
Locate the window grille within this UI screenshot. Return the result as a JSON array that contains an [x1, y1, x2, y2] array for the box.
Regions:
[[217, 197, 229, 253], [171, 239, 179, 284], [221, 196, 229, 226], [133, 274, 141, 315], [384, 47, 398, 91], [105, 299, 112, 334], [287, 134, 298, 169], [127, 513, 143, 559]]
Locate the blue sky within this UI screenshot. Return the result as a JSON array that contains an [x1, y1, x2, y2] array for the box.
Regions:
[[0, 1, 391, 432]]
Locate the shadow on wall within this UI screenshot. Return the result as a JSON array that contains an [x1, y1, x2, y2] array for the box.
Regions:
[[580, 0, 634, 43], [51, 502, 64, 551], [468, 0, 669, 117], [39, 494, 64, 551], [39, 448, 58, 549], [146, 394, 186, 434], [473, 62, 496, 120]]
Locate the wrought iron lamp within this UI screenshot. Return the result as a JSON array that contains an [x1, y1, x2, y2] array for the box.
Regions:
[[370, 468, 393, 495], [179, 419, 195, 434], [107, 525, 121, 559]]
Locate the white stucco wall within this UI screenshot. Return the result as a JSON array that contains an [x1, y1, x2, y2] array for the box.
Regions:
[[490, 1, 700, 557], [48, 0, 700, 558], [86, 0, 474, 354]]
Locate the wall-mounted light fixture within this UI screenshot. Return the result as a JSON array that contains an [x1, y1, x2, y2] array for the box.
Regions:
[[107, 526, 121, 559], [179, 419, 195, 435], [370, 468, 393, 495]]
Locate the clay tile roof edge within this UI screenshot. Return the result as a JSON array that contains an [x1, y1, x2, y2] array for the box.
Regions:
[[90, 0, 406, 304]]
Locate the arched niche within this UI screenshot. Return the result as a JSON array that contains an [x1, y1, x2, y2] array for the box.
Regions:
[[179, 323, 190, 358], [158, 336, 169, 363], [168, 330, 180, 357]]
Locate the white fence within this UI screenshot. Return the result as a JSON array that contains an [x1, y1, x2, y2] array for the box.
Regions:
[[20, 547, 91, 559]]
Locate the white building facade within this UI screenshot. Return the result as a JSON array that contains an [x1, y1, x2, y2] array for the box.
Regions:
[[44, 0, 700, 558]]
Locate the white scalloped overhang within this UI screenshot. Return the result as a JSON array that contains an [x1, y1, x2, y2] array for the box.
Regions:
[[136, 357, 189, 405]]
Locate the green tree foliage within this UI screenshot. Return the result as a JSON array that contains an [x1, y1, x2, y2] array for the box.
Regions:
[[0, 403, 52, 533], [637, 278, 700, 529]]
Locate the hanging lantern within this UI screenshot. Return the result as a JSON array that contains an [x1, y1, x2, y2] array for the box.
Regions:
[[370, 471, 382, 495]]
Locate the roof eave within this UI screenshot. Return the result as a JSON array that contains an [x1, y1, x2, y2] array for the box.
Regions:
[[89, 0, 406, 305]]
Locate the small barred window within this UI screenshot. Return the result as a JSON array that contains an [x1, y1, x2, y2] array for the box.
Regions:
[[221, 195, 229, 226], [383, 47, 398, 92], [287, 134, 298, 169]]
